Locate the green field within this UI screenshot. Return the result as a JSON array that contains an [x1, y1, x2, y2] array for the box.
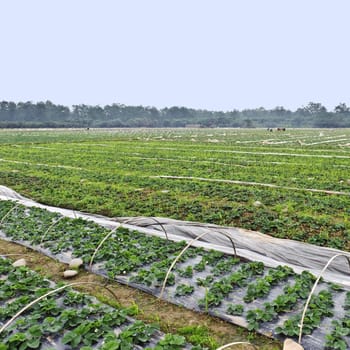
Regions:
[[1, 128, 350, 251], [1, 128, 350, 349]]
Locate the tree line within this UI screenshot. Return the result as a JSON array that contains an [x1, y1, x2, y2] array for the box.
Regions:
[[0, 100, 349, 128]]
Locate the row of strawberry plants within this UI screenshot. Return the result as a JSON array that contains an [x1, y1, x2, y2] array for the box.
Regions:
[[0, 202, 191, 276], [275, 289, 334, 337], [0, 128, 346, 145], [197, 261, 265, 308], [324, 291, 350, 350], [243, 265, 295, 303], [1, 128, 350, 147], [1, 129, 350, 246], [0, 257, 201, 350], [1, 200, 350, 349], [2, 140, 350, 194], [0, 201, 298, 308], [1, 161, 349, 252], [0, 202, 273, 298], [246, 271, 316, 331]]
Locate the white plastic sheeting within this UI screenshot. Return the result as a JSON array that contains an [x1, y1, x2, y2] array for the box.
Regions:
[[1, 185, 350, 287]]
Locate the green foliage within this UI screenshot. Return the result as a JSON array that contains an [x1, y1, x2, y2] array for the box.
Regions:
[[244, 265, 294, 303], [1, 127, 350, 350], [276, 289, 334, 337], [325, 320, 350, 350], [226, 303, 244, 316], [246, 304, 277, 331], [177, 266, 193, 278], [175, 284, 194, 296], [0, 259, 189, 350], [177, 325, 218, 350], [151, 334, 187, 350], [1, 128, 350, 254]]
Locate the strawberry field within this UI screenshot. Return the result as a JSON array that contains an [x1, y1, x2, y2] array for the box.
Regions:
[[1, 128, 350, 349], [0, 256, 199, 350], [0, 199, 349, 349], [0, 128, 350, 251]]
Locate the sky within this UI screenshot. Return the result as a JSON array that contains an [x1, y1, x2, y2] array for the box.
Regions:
[[1, 0, 349, 111]]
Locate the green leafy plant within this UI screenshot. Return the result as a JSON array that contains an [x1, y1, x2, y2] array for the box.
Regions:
[[177, 325, 218, 350], [177, 266, 193, 278], [226, 304, 244, 316], [175, 284, 194, 296], [152, 334, 186, 350]]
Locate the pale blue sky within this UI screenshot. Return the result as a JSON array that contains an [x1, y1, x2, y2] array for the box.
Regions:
[[1, 0, 349, 111]]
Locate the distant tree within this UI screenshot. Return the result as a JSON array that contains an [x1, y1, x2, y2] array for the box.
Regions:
[[145, 106, 160, 120], [36, 101, 47, 120], [0, 101, 11, 121], [270, 106, 291, 118], [2, 99, 350, 128], [163, 106, 192, 120], [17, 101, 37, 121], [72, 104, 90, 126], [303, 102, 327, 115], [334, 103, 350, 114], [244, 119, 254, 128]]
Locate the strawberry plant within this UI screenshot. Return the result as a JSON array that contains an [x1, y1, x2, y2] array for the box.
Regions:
[[325, 320, 350, 350], [345, 291, 350, 310], [177, 266, 193, 278], [226, 303, 244, 316], [324, 292, 350, 349], [276, 289, 334, 337], [196, 275, 214, 287], [246, 303, 277, 331], [244, 279, 271, 303], [148, 334, 187, 350], [175, 284, 194, 296], [244, 266, 294, 303], [211, 257, 240, 276]]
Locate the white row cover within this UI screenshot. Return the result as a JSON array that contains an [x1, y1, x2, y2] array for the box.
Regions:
[[1, 185, 349, 286]]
